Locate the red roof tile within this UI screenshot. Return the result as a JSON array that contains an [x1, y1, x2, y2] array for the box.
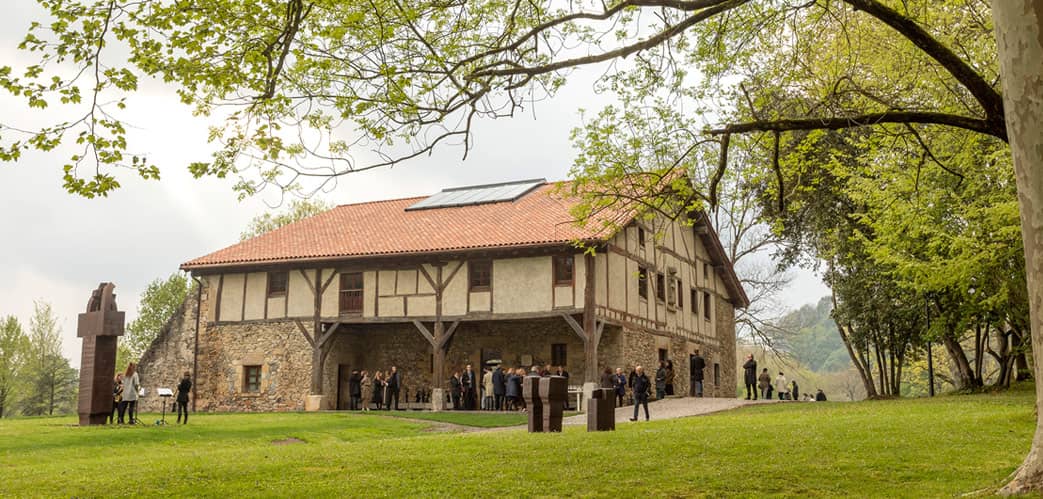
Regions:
[[182, 182, 612, 269]]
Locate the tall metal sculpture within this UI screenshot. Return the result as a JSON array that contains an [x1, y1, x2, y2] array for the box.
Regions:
[[522, 375, 567, 433], [77, 283, 125, 425]]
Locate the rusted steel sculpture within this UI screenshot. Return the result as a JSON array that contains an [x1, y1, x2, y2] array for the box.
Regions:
[[523, 375, 568, 433], [587, 388, 616, 432], [77, 283, 125, 425]]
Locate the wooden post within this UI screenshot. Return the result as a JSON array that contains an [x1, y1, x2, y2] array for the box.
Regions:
[[432, 264, 445, 390], [583, 253, 599, 383], [310, 269, 324, 395]]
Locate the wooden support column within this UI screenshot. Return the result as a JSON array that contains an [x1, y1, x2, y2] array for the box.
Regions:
[[418, 261, 464, 409], [295, 269, 338, 410], [583, 253, 599, 383]]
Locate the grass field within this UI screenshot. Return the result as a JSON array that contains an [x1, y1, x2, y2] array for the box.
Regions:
[[0, 386, 1035, 497]]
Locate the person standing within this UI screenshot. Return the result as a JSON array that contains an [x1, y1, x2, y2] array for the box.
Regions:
[[492, 366, 506, 411], [774, 372, 789, 401], [462, 364, 478, 410], [613, 368, 627, 408], [121, 363, 140, 424], [349, 370, 362, 410], [791, 380, 800, 401], [600, 368, 614, 390], [758, 368, 772, 400], [387, 366, 401, 410], [742, 354, 758, 400], [482, 368, 494, 411], [175, 371, 192, 424], [449, 371, 463, 410], [691, 351, 706, 398], [654, 361, 667, 400], [629, 366, 651, 422], [360, 371, 372, 412], [505, 368, 520, 411], [664, 360, 675, 397], [110, 374, 123, 424], [372, 371, 386, 410]]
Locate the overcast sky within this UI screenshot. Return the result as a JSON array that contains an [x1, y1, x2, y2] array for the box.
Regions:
[[1, 3, 829, 367]]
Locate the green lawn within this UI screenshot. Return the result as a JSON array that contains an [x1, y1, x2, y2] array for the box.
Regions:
[[0, 387, 1035, 497]]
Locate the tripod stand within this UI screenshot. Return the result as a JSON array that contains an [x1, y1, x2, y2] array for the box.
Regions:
[[158, 394, 172, 425]]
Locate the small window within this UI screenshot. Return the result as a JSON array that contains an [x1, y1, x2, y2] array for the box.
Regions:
[[714, 363, 720, 385], [340, 272, 363, 314], [551, 343, 567, 367], [676, 279, 684, 309], [244, 365, 262, 393], [690, 288, 699, 316], [552, 255, 574, 286], [638, 266, 648, 300], [267, 271, 288, 298], [658, 348, 668, 362], [655, 273, 666, 302], [667, 272, 677, 306], [469, 260, 492, 291], [703, 292, 712, 320], [703, 263, 710, 283], [638, 227, 646, 247]]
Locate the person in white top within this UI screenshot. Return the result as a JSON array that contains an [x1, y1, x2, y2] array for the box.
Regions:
[[773, 372, 789, 401], [120, 362, 141, 424]]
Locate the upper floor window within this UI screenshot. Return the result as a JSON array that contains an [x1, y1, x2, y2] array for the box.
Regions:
[[638, 266, 648, 300], [703, 263, 710, 283], [469, 260, 492, 291], [553, 255, 574, 286], [638, 227, 646, 248], [703, 291, 712, 320], [690, 288, 699, 316], [340, 272, 363, 314], [676, 278, 684, 309], [267, 271, 288, 298], [666, 271, 677, 306], [655, 272, 666, 302]]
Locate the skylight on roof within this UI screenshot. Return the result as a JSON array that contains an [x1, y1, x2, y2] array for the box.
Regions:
[[405, 178, 545, 211]]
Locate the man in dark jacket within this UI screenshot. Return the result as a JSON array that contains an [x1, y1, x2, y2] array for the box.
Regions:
[[492, 366, 506, 411], [742, 354, 758, 400], [462, 364, 477, 410], [349, 370, 362, 410], [690, 350, 706, 397], [815, 389, 827, 402], [387, 366, 401, 410], [629, 366, 651, 421]]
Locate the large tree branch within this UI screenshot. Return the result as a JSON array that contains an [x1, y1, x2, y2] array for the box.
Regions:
[[468, 0, 750, 79], [707, 111, 1004, 141], [840, 0, 1004, 128]]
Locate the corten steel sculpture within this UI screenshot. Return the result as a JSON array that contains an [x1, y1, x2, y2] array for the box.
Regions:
[[522, 375, 544, 432], [587, 388, 615, 432], [523, 375, 568, 433], [77, 283, 125, 425]]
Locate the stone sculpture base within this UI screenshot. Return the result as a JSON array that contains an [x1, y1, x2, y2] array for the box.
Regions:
[[305, 394, 326, 411], [587, 388, 615, 432]]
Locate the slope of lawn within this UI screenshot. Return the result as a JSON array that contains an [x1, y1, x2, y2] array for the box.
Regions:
[[0, 386, 1034, 497]]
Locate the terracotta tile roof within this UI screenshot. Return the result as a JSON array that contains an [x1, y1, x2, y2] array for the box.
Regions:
[[182, 182, 612, 269]]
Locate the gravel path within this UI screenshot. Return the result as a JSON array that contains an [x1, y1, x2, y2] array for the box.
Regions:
[[562, 396, 775, 426]]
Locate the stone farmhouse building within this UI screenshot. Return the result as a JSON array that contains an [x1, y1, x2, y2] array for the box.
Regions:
[[138, 178, 748, 412]]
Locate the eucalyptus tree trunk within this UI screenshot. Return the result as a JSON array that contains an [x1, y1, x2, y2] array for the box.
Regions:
[[994, 1, 1043, 493]]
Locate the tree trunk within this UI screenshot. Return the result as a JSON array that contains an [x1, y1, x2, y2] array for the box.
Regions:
[[942, 333, 977, 389], [994, 1, 1043, 493], [1012, 328, 1033, 381]]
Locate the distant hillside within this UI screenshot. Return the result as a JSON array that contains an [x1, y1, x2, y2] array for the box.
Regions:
[[776, 296, 851, 373]]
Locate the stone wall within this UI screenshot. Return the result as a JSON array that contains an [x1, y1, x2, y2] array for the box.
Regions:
[[136, 288, 198, 413], [715, 298, 738, 397]]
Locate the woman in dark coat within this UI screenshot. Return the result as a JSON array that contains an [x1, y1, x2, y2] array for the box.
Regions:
[[505, 368, 522, 411], [664, 360, 675, 396], [599, 368, 614, 389], [449, 372, 462, 410], [371, 371, 385, 410], [175, 371, 192, 424]]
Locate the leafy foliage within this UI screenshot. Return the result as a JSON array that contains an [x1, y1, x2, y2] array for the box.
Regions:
[[240, 198, 331, 240], [0, 316, 29, 418], [125, 273, 193, 360], [20, 302, 77, 416]]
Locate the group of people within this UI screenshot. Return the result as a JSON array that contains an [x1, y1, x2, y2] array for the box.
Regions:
[[460, 364, 570, 411], [741, 354, 827, 402], [109, 362, 193, 425], [346, 367, 402, 411]]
